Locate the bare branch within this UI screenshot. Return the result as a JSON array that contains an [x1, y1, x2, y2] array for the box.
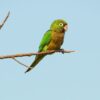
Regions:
[[12, 58, 29, 68], [0, 49, 76, 59], [0, 11, 10, 29]]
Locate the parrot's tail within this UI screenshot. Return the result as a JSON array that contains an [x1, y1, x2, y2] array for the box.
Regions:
[[25, 55, 45, 73]]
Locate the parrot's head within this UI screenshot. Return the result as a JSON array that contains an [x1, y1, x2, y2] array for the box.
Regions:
[[50, 19, 68, 33]]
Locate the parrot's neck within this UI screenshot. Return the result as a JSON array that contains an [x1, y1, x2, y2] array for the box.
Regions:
[[51, 29, 65, 33]]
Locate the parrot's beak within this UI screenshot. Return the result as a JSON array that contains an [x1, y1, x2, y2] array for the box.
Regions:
[[64, 24, 68, 31]]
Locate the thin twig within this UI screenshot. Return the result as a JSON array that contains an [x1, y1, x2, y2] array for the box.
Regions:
[[0, 49, 76, 59], [0, 11, 10, 29], [12, 58, 29, 68]]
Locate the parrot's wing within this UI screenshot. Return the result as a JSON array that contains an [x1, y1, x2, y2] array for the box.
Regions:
[[38, 30, 51, 52]]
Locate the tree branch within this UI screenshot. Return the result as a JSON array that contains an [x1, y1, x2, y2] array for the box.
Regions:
[[0, 11, 10, 29], [12, 58, 29, 68], [0, 49, 76, 59]]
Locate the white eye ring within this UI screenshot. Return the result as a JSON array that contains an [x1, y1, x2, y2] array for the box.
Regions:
[[59, 23, 63, 26]]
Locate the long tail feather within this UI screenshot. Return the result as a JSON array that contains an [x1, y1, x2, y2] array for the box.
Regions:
[[25, 55, 45, 73]]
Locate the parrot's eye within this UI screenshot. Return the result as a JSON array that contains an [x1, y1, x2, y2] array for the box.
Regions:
[[59, 23, 63, 26]]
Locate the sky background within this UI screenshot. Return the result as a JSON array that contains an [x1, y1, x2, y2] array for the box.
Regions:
[[0, 0, 100, 100]]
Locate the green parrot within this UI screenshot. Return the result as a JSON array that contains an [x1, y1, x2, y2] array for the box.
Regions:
[[25, 19, 68, 73]]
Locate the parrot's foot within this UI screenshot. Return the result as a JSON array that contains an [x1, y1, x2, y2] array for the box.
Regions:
[[59, 48, 65, 54]]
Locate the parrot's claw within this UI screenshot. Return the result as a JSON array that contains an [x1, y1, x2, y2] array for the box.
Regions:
[[60, 48, 65, 54]]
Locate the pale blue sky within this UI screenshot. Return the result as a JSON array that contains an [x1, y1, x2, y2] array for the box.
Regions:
[[0, 0, 100, 100]]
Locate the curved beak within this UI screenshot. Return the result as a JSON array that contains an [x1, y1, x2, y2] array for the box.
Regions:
[[64, 24, 68, 31]]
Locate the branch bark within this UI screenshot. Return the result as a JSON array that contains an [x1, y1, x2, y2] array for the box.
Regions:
[[0, 11, 10, 29], [0, 49, 76, 59], [12, 58, 29, 68]]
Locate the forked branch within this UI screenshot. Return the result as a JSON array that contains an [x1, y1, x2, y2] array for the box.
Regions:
[[0, 50, 76, 68], [0, 49, 76, 59]]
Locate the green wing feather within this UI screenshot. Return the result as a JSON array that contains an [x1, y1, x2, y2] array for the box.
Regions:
[[25, 30, 52, 73], [39, 30, 51, 52]]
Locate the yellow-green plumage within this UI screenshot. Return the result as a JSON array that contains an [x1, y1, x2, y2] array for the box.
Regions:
[[25, 19, 68, 73], [48, 31, 64, 50]]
